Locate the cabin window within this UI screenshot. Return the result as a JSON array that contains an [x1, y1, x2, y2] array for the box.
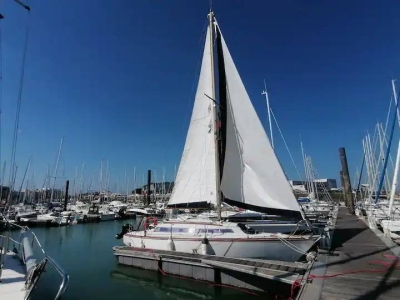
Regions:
[[197, 229, 234, 234], [154, 227, 189, 233]]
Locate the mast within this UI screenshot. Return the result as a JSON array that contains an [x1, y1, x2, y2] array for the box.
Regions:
[[50, 137, 64, 201], [392, 80, 400, 128], [389, 80, 400, 215], [300, 140, 310, 194], [374, 99, 398, 203], [79, 162, 85, 201], [262, 80, 274, 149], [72, 165, 77, 200], [377, 123, 391, 196], [133, 166, 136, 201], [389, 140, 400, 219], [208, 9, 221, 220]]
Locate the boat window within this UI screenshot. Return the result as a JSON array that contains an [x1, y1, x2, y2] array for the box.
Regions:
[[154, 227, 189, 233], [197, 229, 234, 234]]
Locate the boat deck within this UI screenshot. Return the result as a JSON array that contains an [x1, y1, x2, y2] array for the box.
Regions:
[[298, 206, 400, 300], [0, 249, 26, 300]]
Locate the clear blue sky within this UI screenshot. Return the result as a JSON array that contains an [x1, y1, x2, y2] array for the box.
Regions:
[[0, 0, 399, 193]]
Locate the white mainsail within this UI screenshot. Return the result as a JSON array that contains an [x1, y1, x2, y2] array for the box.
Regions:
[[217, 23, 301, 215], [168, 26, 218, 206]]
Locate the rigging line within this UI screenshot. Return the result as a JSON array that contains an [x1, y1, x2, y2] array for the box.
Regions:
[[269, 108, 302, 181], [311, 165, 333, 202], [377, 123, 392, 195], [369, 127, 379, 190], [384, 96, 392, 138], [0, 161, 5, 202], [375, 90, 400, 203], [14, 0, 31, 11], [379, 123, 395, 172], [371, 124, 380, 170], [17, 156, 31, 204], [7, 9, 31, 208]]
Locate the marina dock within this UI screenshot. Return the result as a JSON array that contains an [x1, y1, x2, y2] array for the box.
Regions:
[[113, 246, 312, 298], [298, 207, 400, 300]]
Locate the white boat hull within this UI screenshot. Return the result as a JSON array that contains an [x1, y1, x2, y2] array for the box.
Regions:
[[381, 220, 400, 239], [52, 216, 69, 226], [123, 234, 316, 261]]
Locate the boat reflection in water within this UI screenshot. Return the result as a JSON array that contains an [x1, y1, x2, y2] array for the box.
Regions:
[[109, 265, 273, 300]]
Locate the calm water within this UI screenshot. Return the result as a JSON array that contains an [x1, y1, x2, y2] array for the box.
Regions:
[[8, 220, 263, 300]]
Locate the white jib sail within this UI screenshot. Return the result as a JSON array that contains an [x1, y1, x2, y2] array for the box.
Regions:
[[217, 24, 301, 213], [168, 25, 218, 206]]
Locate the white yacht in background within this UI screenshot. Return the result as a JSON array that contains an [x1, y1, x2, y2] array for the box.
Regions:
[[36, 212, 60, 222], [15, 206, 38, 222], [108, 201, 127, 212], [125, 204, 163, 217], [99, 207, 117, 221], [121, 10, 321, 261]]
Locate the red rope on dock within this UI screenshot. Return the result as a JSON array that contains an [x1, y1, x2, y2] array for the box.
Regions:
[[289, 253, 400, 300]]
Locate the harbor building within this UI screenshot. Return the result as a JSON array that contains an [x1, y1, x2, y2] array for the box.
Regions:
[[289, 179, 337, 192]]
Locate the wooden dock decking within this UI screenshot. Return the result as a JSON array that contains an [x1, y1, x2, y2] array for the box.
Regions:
[[298, 207, 400, 300]]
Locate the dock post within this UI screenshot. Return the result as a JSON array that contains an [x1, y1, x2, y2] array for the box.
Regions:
[[147, 170, 151, 206], [63, 180, 69, 211], [340, 171, 345, 201], [339, 147, 355, 214]]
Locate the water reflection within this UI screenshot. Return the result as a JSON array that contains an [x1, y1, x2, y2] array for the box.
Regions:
[[110, 265, 264, 300]]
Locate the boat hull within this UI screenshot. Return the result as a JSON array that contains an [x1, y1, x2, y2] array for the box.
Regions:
[[123, 234, 317, 261], [100, 213, 116, 221], [381, 220, 400, 239]]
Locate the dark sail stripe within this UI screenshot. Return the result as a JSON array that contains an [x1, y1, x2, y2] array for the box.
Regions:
[[223, 198, 303, 220], [216, 26, 227, 181]]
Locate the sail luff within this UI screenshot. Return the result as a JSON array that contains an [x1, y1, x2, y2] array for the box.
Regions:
[[167, 24, 218, 207]]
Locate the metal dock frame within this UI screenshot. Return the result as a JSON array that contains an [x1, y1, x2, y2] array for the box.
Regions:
[[113, 246, 313, 297]]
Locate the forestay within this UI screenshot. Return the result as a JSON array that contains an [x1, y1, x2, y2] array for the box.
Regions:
[[168, 26, 218, 207], [217, 23, 302, 218]]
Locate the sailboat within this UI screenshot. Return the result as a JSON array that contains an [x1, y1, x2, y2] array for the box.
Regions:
[[121, 10, 321, 261]]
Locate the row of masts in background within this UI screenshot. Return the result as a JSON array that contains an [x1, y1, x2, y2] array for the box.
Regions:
[[0, 79, 321, 208], [4, 186, 173, 205], [354, 80, 400, 243], [352, 80, 400, 217], [0, 115, 326, 208], [0, 135, 176, 206]]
